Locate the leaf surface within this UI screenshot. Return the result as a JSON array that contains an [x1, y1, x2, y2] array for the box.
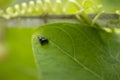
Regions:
[[32, 23, 120, 80]]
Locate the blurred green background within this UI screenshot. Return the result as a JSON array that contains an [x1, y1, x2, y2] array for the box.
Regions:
[[0, 1, 38, 80], [0, 28, 38, 80], [0, 0, 120, 80]]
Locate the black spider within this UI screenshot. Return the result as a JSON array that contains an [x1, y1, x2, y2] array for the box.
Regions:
[[38, 36, 49, 45]]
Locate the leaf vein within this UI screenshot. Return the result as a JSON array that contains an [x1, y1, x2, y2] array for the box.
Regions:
[[50, 40, 102, 79], [50, 26, 102, 79]]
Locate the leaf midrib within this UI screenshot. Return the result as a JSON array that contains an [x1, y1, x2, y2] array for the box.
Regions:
[[49, 26, 102, 79]]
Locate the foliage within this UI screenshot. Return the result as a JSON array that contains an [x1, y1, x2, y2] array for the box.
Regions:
[[0, 0, 120, 80], [0, 0, 103, 19], [32, 23, 120, 80]]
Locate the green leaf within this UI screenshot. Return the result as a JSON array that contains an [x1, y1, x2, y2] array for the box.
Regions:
[[32, 23, 120, 80]]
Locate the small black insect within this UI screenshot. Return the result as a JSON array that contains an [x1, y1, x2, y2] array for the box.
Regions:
[[38, 36, 49, 45]]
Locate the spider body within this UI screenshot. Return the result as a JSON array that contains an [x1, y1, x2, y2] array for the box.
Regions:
[[38, 36, 48, 45]]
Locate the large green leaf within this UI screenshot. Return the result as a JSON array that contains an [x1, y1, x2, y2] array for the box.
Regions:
[[32, 23, 120, 80]]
